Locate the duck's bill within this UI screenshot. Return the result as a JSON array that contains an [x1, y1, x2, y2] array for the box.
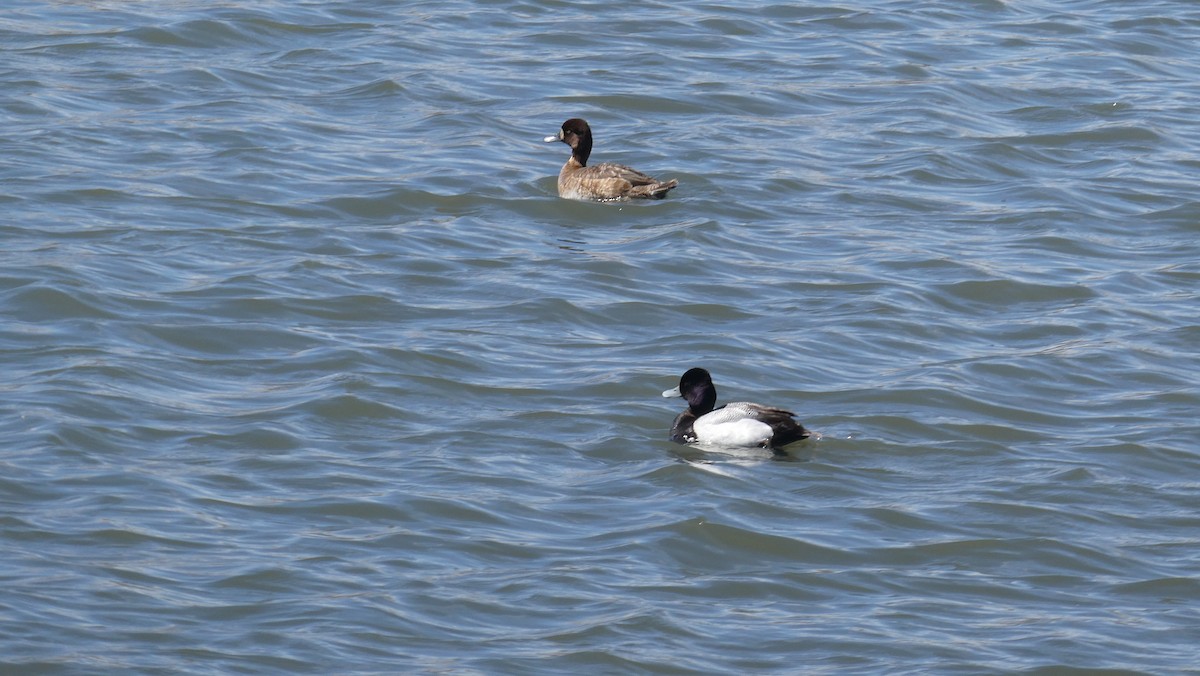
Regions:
[[662, 386, 680, 398], [543, 133, 561, 143]]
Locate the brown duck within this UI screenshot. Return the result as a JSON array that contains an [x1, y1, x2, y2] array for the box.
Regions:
[[543, 118, 678, 201]]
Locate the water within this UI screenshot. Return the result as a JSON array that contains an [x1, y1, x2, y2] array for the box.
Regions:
[[3, 1, 1198, 673]]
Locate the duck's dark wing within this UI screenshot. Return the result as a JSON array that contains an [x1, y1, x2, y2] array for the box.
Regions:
[[582, 162, 677, 199], [584, 161, 655, 183]]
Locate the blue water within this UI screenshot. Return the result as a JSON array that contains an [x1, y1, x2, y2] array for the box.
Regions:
[[3, 1, 1199, 673]]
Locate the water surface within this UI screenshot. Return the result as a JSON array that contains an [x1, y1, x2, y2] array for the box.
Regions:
[[3, 1, 1199, 673]]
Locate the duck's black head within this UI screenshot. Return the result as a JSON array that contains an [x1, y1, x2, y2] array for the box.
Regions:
[[674, 367, 718, 416], [550, 118, 593, 166]]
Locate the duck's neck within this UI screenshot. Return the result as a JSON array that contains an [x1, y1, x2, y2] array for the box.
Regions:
[[688, 387, 717, 416], [571, 137, 591, 167]]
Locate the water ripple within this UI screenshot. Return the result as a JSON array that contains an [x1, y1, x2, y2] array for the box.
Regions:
[[3, 0, 1199, 673]]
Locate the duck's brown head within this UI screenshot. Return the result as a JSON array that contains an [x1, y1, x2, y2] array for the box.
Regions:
[[544, 118, 593, 166]]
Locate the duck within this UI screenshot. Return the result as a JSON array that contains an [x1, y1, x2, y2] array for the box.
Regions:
[[543, 118, 678, 201], [662, 368, 810, 451]]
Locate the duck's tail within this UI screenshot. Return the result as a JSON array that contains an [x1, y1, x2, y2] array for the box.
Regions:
[[631, 178, 678, 199]]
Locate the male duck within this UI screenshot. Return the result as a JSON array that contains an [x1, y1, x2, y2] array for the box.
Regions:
[[662, 368, 810, 452], [544, 118, 678, 201]]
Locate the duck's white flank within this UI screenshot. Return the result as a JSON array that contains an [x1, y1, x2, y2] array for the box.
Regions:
[[691, 404, 776, 447]]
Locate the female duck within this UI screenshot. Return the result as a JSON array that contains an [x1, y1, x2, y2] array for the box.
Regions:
[[544, 118, 678, 201], [662, 368, 810, 451]]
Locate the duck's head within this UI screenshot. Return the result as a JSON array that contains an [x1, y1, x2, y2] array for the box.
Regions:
[[662, 367, 718, 415], [544, 118, 593, 165]]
